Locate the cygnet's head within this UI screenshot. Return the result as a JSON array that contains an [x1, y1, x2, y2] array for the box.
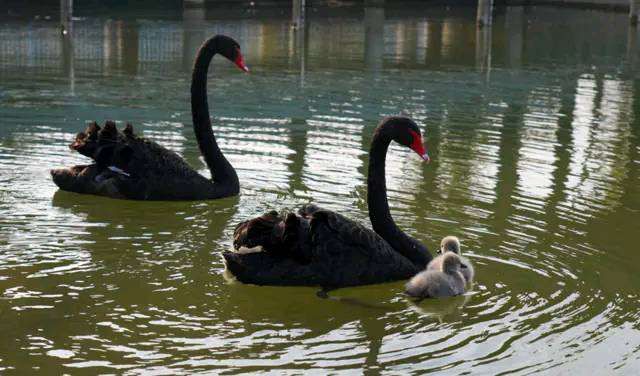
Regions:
[[441, 252, 463, 275], [439, 235, 461, 255]]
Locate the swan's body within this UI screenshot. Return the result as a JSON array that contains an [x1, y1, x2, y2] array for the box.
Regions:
[[405, 252, 466, 298], [49, 121, 236, 200], [427, 236, 474, 283], [224, 117, 433, 288], [50, 35, 247, 200], [225, 204, 422, 287]]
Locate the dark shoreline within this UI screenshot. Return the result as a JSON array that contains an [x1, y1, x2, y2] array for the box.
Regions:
[[0, 0, 633, 22]]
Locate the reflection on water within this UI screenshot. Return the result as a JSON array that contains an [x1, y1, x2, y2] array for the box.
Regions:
[[1, 2, 640, 374]]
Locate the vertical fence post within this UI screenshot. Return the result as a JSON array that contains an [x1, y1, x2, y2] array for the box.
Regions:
[[60, 0, 74, 93], [477, 0, 493, 28], [292, 0, 306, 29], [60, 0, 73, 34], [504, 6, 524, 68], [364, 0, 385, 71], [628, 22, 639, 71], [183, 1, 206, 69]]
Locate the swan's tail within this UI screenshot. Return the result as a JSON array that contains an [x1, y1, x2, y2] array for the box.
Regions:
[[232, 210, 313, 263], [51, 121, 137, 196], [69, 120, 135, 171], [226, 209, 318, 285], [232, 210, 284, 253]]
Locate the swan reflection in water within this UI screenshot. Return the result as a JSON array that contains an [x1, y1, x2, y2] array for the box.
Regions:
[[51, 189, 239, 295]]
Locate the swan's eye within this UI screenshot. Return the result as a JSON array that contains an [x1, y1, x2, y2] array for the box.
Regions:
[[461, 264, 468, 269], [407, 129, 429, 162]]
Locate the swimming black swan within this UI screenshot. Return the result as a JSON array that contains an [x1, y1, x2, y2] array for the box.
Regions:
[[224, 116, 434, 288], [405, 252, 466, 298], [50, 35, 248, 200], [427, 236, 474, 283]]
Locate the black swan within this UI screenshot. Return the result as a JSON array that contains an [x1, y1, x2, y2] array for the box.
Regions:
[[50, 35, 248, 200], [405, 252, 466, 298], [224, 116, 434, 288], [427, 236, 474, 283]]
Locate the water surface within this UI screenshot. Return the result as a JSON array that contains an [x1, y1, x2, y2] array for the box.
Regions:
[[1, 3, 640, 374]]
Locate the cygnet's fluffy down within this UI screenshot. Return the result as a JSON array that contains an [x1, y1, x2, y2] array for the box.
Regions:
[[427, 236, 474, 283], [405, 252, 466, 298]]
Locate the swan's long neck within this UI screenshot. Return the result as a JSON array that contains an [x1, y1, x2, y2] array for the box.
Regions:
[[367, 126, 431, 267], [191, 38, 239, 193]]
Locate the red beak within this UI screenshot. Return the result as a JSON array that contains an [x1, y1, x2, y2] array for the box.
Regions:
[[408, 130, 430, 163], [234, 48, 249, 72]]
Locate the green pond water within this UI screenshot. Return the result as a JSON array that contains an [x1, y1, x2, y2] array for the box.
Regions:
[[1, 2, 639, 374]]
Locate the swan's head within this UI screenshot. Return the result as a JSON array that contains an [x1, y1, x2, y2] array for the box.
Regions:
[[441, 252, 463, 275], [213, 35, 249, 72], [439, 235, 461, 255], [381, 116, 429, 162]]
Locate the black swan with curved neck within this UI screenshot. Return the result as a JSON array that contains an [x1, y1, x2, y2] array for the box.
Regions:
[[50, 35, 248, 200], [224, 116, 433, 288]]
